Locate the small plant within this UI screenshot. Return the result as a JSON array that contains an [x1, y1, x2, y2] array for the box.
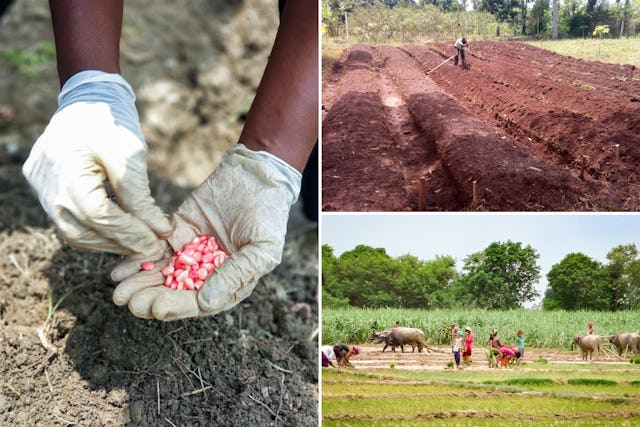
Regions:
[[389, 364, 395, 369], [592, 25, 610, 55], [37, 284, 84, 353], [629, 358, 640, 365], [534, 357, 548, 364], [446, 361, 454, 369]]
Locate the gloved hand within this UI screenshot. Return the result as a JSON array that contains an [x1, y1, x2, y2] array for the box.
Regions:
[[110, 144, 302, 320], [22, 71, 171, 255]]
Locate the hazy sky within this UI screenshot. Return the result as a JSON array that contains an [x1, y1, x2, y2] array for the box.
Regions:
[[322, 213, 640, 307]]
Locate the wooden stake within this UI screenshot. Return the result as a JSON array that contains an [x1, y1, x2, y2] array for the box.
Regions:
[[418, 177, 426, 211], [614, 144, 620, 163], [472, 180, 478, 205]]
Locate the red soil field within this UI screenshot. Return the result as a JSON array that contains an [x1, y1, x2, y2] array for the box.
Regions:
[[322, 41, 640, 211]]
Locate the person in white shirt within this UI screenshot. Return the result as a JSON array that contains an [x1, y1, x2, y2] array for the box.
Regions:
[[453, 37, 469, 67]]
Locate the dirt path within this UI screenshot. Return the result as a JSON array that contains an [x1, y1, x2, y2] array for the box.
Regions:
[[322, 42, 640, 211]]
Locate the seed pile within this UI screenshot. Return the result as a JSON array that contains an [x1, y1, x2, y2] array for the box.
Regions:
[[141, 235, 228, 290]]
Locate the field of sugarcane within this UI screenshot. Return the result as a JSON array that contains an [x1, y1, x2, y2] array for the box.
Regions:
[[322, 308, 640, 349]]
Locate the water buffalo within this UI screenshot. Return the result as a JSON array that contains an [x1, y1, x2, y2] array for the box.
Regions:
[[609, 333, 640, 356], [572, 335, 601, 361], [370, 327, 429, 353]]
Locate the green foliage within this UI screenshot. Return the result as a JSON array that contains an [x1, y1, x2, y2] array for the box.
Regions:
[[321, 307, 640, 348], [479, 0, 520, 23], [544, 244, 640, 311], [486, 378, 554, 385], [567, 378, 617, 386], [605, 244, 640, 310], [323, 243, 458, 309], [527, 0, 550, 35], [455, 241, 541, 309], [535, 357, 549, 364], [2, 42, 56, 78], [324, 1, 501, 42], [592, 24, 610, 37]]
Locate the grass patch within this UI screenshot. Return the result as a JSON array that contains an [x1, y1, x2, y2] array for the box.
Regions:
[[567, 378, 617, 386], [2, 42, 56, 77], [322, 41, 347, 81], [324, 366, 640, 425], [526, 38, 640, 67], [485, 378, 554, 386]]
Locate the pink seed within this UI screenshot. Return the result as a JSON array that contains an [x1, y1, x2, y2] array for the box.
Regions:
[[183, 277, 195, 290], [178, 253, 196, 265], [213, 252, 227, 267], [164, 275, 173, 287], [160, 234, 227, 291], [140, 261, 155, 271]]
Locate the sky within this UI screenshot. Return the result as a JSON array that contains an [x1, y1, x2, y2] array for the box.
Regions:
[[321, 213, 640, 307]]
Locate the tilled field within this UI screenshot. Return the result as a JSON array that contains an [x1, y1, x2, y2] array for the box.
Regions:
[[340, 345, 632, 370], [322, 41, 640, 211]]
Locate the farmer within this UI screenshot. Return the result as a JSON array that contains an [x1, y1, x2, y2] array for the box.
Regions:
[[452, 330, 464, 369], [488, 329, 502, 359], [321, 345, 336, 368], [453, 37, 469, 67], [21, 0, 318, 320], [516, 330, 525, 358], [588, 321, 595, 335], [462, 326, 474, 366], [450, 323, 459, 343], [334, 345, 361, 367]]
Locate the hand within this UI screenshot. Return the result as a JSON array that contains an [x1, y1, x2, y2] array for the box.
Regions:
[[22, 71, 171, 256], [110, 144, 302, 320]]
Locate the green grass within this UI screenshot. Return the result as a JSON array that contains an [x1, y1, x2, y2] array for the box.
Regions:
[[526, 38, 640, 67], [322, 308, 640, 348], [2, 42, 56, 77]]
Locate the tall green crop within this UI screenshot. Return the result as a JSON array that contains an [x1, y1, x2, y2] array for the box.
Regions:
[[322, 308, 640, 349]]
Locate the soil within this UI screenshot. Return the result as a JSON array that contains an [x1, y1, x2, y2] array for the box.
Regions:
[[0, 1, 318, 426], [342, 344, 634, 371], [322, 41, 640, 211]]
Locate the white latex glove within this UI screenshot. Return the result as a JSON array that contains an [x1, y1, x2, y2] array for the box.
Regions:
[[22, 71, 171, 255], [110, 144, 301, 320]]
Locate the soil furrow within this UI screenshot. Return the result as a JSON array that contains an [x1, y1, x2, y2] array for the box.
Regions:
[[322, 44, 408, 211], [322, 42, 639, 211], [380, 45, 587, 210], [371, 46, 463, 210]]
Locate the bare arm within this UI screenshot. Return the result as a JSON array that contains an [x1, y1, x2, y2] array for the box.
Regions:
[[239, 0, 318, 172], [49, 0, 123, 86]]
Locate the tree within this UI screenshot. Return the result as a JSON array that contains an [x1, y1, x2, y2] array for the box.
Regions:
[[333, 244, 400, 307], [606, 244, 640, 310], [395, 255, 458, 308], [479, 0, 520, 23], [543, 253, 609, 310], [528, 0, 550, 34], [456, 241, 541, 309], [552, 0, 558, 38]]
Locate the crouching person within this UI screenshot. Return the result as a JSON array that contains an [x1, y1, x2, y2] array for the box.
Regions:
[[334, 344, 361, 367]]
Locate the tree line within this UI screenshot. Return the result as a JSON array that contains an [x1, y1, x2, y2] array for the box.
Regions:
[[322, 0, 640, 41], [322, 242, 640, 311]]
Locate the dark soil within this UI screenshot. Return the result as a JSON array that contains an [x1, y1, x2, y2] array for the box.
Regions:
[[322, 42, 640, 211], [0, 1, 318, 426]]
